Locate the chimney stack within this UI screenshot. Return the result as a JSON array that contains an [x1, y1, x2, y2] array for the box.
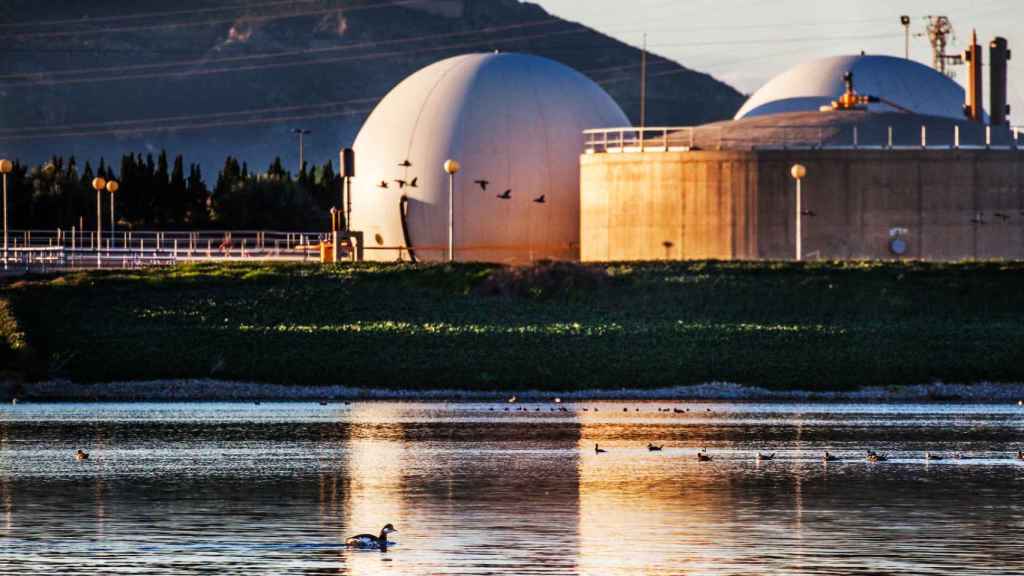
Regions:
[[990, 37, 1011, 126], [964, 30, 984, 122]]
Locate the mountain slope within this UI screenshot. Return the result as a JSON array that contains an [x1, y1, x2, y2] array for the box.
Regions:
[[0, 0, 745, 172]]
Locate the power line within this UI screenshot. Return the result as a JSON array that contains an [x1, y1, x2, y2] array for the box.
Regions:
[[7, 0, 419, 40], [0, 0, 319, 29], [0, 19, 564, 81]]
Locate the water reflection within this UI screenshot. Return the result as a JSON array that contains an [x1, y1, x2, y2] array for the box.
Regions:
[[0, 402, 1022, 574]]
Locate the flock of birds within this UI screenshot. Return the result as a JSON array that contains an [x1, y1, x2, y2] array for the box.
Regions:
[[377, 159, 547, 204], [589, 445, 1024, 463]]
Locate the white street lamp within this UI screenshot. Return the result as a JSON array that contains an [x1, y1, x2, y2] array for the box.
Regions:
[[443, 159, 460, 262], [92, 177, 106, 264], [0, 159, 12, 269], [106, 180, 119, 248], [790, 164, 807, 261]]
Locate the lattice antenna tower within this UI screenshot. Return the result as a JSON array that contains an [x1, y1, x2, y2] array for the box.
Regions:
[[923, 15, 963, 79]]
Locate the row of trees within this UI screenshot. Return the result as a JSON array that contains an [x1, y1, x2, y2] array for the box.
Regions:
[[1, 152, 341, 231]]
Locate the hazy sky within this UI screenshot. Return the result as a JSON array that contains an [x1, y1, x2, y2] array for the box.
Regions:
[[535, 0, 1023, 123]]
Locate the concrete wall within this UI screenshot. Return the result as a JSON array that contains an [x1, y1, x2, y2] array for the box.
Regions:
[[580, 149, 1024, 261], [580, 151, 759, 261]]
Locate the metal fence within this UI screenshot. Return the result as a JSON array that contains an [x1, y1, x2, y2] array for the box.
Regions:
[[0, 229, 330, 272], [583, 124, 1024, 154]]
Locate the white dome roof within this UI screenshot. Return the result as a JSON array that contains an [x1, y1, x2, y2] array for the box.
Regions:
[[735, 55, 969, 121], [351, 52, 629, 263]]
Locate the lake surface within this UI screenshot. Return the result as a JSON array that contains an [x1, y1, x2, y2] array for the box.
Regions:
[[1, 401, 1023, 575]]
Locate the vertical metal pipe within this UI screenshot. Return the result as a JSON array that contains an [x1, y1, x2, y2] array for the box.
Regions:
[[110, 192, 115, 246], [640, 33, 647, 144], [2, 174, 7, 269], [448, 173, 454, 262], [796, 178, 802, 262]]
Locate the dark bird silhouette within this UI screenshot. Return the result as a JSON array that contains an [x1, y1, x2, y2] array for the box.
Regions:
[[823, 451, 840, 462], [595, 444, 607, 454], [474, 179, 489, 191], [756, 453, 775, 461], [497, 189, 511, 199], [409, 177, 418, 188], [378, 181, 389, 189], [697, 449, 712, 462], [533, 195, 546, 204], [395, 179, 408, 188], [398, 160, 412, 167], [648, 443, 663, 452]]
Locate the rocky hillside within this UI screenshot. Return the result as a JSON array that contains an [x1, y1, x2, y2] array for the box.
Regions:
[[0, 0, 745, 172]]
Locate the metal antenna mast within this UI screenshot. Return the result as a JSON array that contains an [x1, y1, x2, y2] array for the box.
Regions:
[[924, 15, 963, 78]]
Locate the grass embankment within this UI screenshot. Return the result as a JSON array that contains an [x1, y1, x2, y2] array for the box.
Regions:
[[2, 260, 1023, 391]]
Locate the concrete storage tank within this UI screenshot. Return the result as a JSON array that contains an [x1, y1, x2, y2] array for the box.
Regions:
[[350, 52, 629, 263]]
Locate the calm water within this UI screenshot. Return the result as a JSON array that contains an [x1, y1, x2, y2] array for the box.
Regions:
[[1, 401, 1023, 575]]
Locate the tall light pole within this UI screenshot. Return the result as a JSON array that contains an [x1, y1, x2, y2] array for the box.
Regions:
[[106, 180, 119, 246], [443, 159, 460, 262], [0, 159, 12, 269], [92, 177, 106, 262], [292, 128, 311, 172], [901, 15, 911, 59], [791, 164, 807, 261]]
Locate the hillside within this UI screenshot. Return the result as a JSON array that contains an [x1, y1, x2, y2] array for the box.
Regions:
[[0, 0, 745, 173]]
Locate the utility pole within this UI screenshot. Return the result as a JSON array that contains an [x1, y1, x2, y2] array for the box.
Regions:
[[640, 32, 647, 145], [901, 15, 911, 59], [292, 128, 311, 172]]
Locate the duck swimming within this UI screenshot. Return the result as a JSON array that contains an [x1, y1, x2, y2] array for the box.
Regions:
[[823, 451, 840, 462], [74, 450, 89, 461], [697, 449, 712, 462], [595, 444, 607, 454], [925, 452, 944, 461], [756, 453, 775, 462], [648, 443, 663, 452], [866, 450, 888, 462], [1016, 450, 1023, 460], [346, 524, 397, 550]]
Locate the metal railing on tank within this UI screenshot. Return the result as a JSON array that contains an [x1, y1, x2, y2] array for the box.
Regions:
[[583, 124, 1024, 154]]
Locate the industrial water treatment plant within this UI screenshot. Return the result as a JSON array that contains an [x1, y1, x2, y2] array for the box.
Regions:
[[346, 33, 1021, 263]]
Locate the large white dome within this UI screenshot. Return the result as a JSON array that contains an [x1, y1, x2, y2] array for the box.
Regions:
[[350, 52, 629, 263], [735, 55, 969, 121]]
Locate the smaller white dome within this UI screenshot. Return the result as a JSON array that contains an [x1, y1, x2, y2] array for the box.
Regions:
[[736, 55, 970, 121]]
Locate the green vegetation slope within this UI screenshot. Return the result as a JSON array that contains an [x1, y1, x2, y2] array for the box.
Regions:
[[3, 260, 1023, 391]]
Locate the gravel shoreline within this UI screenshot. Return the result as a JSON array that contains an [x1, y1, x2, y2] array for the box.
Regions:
[[8, 379, 1024, 403]]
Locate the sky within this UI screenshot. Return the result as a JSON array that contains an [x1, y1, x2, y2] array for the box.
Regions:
[[535, 0, 1023, 124]]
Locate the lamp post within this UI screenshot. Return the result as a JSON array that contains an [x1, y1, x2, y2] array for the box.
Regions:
[[292, 128, 311, 172], [106, 180, 119, 247], [901, 15, 911, 59], [92, 177, 106, 264], [790, 164, 807, 261], [443, 159, 460, 262], [0, 159, 12, 269]]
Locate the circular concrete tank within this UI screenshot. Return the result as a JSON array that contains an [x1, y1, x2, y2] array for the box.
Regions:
[[735, 55, 970, 121], [350, 52, 629, 263]]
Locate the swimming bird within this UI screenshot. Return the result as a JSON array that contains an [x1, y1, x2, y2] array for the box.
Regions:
[[533, 195, 545, 204], [378, 180, 389, 189], [648, 443, 663, 452], [345, 524, 397, 550], [697, 452, 713, 462], [74, 450, 89, 461], [398, 160, 412, 167], [497, 189, 511, 199], [756, 453, 775, 462], [595, 444, 607, 454], [823, 451, 840, 462], [473, 179, 489, 191], [1017, 450, 1023, 460], [866, 451, 888, 462], [925, 452, 944, 461]]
